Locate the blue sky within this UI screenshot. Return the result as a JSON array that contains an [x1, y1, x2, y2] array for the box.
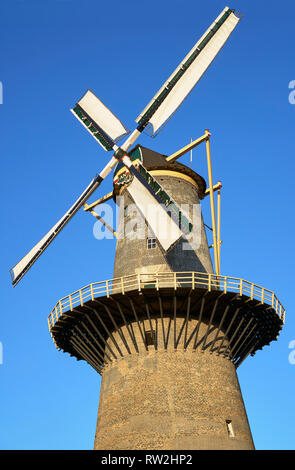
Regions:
[[0, 0, 294, 450]]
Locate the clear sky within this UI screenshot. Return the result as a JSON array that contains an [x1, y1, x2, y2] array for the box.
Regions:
[[0, 0, 294, 450]]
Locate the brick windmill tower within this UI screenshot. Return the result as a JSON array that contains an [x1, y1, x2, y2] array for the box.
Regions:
[[10, 7, 285, 450]]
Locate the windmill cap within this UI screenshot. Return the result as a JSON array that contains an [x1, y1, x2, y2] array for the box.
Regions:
[[113, 144, 207, 199]]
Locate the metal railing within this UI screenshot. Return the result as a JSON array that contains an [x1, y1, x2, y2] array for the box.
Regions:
[[48, 272, 285, 330]]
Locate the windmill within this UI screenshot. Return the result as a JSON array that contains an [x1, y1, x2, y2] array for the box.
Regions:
[[10, 7, 285, 450], [10, 6, 240, 286]]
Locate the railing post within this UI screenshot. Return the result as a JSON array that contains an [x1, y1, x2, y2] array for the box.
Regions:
[[58, 300, 63, 317], [121, 277, 125, 295], [251, 283, 254, 300], [261, 288, 264, 304], [224, 276, 227, 294], [69, 295, 73, 311], [208, 273, 211, 292], [79, 289, 84, 306], [138, 273, 141, 292], [271, 292, 275, 308], [90, 284, 94, 301], [55, 305, 59, 322], [156, 273, 159, 291], [239, 279, 243, 296], [192, 272, 195, 290], [174, 272, 177, 290], [106, 280, 110, 298]]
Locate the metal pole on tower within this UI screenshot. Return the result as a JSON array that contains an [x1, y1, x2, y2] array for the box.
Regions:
[[205, 130, 219, 276]]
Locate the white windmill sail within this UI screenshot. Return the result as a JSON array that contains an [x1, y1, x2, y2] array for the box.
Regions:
[[135, 7, 240, 134], [71, 89, 130, 151], [118, 156, 193, 251], [126, 177, 183, 252], [9, 175, 102, 286], [9, 155, 118, 286]]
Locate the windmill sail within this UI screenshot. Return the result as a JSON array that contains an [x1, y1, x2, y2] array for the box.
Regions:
[[135, 7, 240, 134], [71, 90, 130, 151], [9, 163, 117, 287], [118, 156, 193, 251], [126, 177, 183, 252], [129, 162, 192, 234]]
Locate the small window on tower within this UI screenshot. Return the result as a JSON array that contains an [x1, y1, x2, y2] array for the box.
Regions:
[[226, 420, 235, 438], [145, 330, 155, 346], [147, 237, 156, 249]]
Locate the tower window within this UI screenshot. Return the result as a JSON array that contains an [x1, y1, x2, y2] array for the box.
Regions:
[[226, 420, 235, 438], [145, 330, 155, 346], [147, 237, 156, 249]]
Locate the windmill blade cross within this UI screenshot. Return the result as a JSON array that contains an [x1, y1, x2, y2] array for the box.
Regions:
[[10, 6, 241, 286], [73, 90, 194, 251], [70, 6, 241, 252]]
